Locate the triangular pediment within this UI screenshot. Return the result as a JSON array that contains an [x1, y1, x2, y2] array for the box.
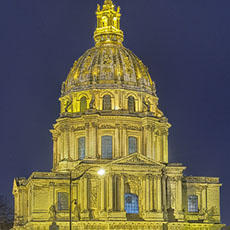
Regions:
[[109, 153, 163, 167]]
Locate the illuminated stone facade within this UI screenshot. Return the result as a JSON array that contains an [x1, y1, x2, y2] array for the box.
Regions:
[[12, 0, 224, 229]]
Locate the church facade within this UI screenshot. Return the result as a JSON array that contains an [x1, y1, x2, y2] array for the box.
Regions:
[[12, 1, 224, 229]]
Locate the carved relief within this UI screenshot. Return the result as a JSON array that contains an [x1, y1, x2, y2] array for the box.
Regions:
[[90, 182, 98, 209], [99, 125, 115, 129]]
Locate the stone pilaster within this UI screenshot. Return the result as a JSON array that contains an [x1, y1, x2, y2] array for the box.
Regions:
[[100, 177, 105, 211], [120, 174, 125, 212], [115, 124, 120, 158], [88, 122, 97, 158], [162, 130, 168, 163], [85, 124, 89, 158], [156, 176, 162, 212]]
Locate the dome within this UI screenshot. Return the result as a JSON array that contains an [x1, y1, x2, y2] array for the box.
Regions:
[[64, 44, 155, 95], [62, 0, 156, 97]]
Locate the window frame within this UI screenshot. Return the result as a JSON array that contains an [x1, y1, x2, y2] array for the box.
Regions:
[[78, 136, 86, 160], [128, 136, 138, 155], [128, 96, 136, 112], [188, 195, 199, 213], [125, 193, 139, 214], [101, 135, 113, 159], [80, 96, 87, 113], [103, 95, 112, 110], [57, 192, 69, 211]]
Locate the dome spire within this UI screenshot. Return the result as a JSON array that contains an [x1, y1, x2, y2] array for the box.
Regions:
[[94, 0, 124, 45]]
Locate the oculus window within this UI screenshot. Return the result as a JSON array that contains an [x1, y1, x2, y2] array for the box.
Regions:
[[78, 137, 85, 160], [103, 95, 111, 110], [101, 136, 112, 159], [125, 193, 139, 214], [188, 195, 198, 213], [128, 136, 137, 154], [80, 97, 87, 113], [58, 192, 69, 211], [128, 96, 135, 112]]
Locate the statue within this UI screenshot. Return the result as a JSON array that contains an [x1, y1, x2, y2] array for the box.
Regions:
[[142, 98, 150, 112], [64, 98, 72, 112], [73, 200, 80, 221], [89, 94, 95, 109], [97, 4, 100, 12], [49, 205, 56, 221], [61, 82, 65, 95]]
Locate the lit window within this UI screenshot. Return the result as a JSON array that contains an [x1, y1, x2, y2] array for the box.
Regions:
[[125, 193, 139, 214], [129, 136, 137, 154], [80, 97, 87, 113], [128, 96, 135, 112], [101, 136, 112, 159], [103, 95, 111, 110], [58, 192, 68, 211], [188, 195, 198, 213], [78, 137, 85, 160]]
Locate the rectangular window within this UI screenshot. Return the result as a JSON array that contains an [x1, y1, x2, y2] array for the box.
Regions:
[[58, 192, 69, 211], [188, 195, 198, 213], [78, 137, 85, 160], [129, 136, 137, 154], [101, 136, 112, 159]]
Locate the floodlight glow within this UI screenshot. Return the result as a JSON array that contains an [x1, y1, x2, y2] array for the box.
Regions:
[[97, 169, 105, 176]]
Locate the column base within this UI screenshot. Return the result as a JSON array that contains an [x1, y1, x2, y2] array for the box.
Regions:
[[80, 210, 90, 220], [174, 211, 184, 221], [142, 211, 164, 221], [99, 211, 127, 220]]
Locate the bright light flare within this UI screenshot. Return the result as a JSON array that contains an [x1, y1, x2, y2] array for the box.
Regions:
[[97, 169, 106, 176]]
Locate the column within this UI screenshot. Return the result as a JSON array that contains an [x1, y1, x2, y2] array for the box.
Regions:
[[52, 137, 57, 168], [176, 177, 182, 213], [83, 176, 88, 211], [88, 122, 97, 158], [202, 186, 207, 212], [145, 126, 152, 158], [162, 176, 167, 212], [69, 128, 75, 160], [122, 125, 127, 157], [151, 130, 156, 160], [149, 176, 153, 211], [108, 175, 113, 211], [156, 132, 162, 162], [142, 127, 145, 156], [146, 176, 150, 211], [85, 124, 89, 158], [100, 177, 105, 211], [157, 176, 162, 212], [115, 125, 120, 158], [64, 128, 70, 159], [120, 175, 125, 211], [153, 176, 157, 211], [163, 131, 168, 163], [142, 177, 146, 212]]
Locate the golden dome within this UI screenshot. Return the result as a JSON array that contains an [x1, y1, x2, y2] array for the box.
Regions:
[[62, 0, 156, 96]]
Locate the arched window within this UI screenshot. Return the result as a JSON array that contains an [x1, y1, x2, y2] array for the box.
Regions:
[[58, 192, 69, 210], [128, 96, 135, 112], [103, 95, 111, 110], [128, 136, 137, 154], [101, 135, 112, 159], [125, 193, 139, 214], [78, 137, 85, 160], [188, 195, 198, 213], [80, 97, 87, 113]]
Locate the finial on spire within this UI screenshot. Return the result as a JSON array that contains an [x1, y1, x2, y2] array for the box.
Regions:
[[94, 1, 124, 45]]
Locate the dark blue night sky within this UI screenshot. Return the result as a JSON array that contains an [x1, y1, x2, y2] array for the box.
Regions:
[[0, 0, 229, 225]]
